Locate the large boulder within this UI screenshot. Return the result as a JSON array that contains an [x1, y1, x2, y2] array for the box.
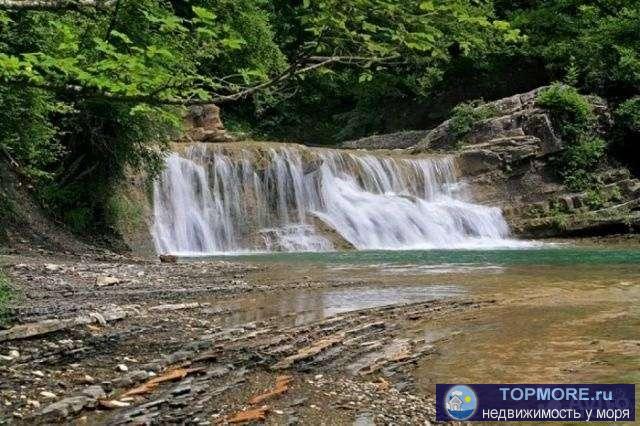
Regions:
[[179, 104, 235, 143]]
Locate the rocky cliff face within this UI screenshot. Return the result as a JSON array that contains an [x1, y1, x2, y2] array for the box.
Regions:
[[344, 87, 640, 237]]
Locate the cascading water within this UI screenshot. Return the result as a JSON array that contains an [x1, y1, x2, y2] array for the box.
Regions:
[[152, 143, 521, 254]]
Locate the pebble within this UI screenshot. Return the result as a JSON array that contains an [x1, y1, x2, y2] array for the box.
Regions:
[[8, 350, 20, 359], [32, 371, 45, 378], [96, 276, 121, 287], [39, 391, 57, 399], [81, 374, 95, 384], [116, 364, 128, 372]]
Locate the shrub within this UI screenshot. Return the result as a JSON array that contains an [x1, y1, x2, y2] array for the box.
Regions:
[[0, 270, 12, 326], [537, 84, 606, 192], [616, 97, 640, 133], [562, 135, 605, 191], [536, 83, 594, 140], [448, 100, 499, 145], [583, 189, 606, 209]]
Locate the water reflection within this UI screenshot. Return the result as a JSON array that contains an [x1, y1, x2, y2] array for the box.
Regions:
[[209, 284, 461, 327]]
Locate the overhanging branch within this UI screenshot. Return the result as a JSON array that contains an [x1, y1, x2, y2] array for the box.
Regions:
[[15, 55, 399, 106]]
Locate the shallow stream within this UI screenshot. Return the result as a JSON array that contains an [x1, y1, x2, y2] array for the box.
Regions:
[[199, 244, 640, 389]]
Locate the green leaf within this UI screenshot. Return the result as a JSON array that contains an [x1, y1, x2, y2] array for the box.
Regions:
[[192, 6, 216, 22], [419, 1, 434, 11], [358, 72, 373, 83]]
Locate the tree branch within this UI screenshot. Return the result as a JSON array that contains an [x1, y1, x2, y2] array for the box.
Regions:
[[14, 55, 398, 106]]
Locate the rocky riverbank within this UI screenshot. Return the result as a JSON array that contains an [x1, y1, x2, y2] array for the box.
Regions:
[[1, 251, 487, 424]]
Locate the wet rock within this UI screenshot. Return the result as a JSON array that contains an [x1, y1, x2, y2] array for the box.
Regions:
[[159, 255, 177, 263], [38, 396, 91, 419], [80, 386, 106, 400]]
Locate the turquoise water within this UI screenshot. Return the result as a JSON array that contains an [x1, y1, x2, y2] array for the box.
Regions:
[[193, 247, 640, 267]]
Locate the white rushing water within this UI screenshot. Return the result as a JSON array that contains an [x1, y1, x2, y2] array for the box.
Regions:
[[152, 143, 524, 254]]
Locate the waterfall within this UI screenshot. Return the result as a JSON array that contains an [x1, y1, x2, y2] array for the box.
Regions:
[[152, 143, 519, 254]]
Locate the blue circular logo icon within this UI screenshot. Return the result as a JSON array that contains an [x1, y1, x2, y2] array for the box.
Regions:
[[445, 385, 478, 420]]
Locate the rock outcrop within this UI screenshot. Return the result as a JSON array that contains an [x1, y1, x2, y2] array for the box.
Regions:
[[179, 104, 234, 143], [341, 130, 430, 150], [412, 88, 562, 153]]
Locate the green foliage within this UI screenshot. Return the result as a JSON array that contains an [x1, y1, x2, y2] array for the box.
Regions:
[[537, 84, 605, 191], [561, 135, 606, 192], [616, 98, 640, 134], [548, 201, 569, 230], [536, 84, 594, 140], [0, 269, 13, 326], [34, 101, 180, 233], [254, 0, 640, 146], [583, 188, 606, 210], [448, 100, 498, 144], [506, 0, 640, 94], [246, 0, 522, 143], [106, 190, 144, 235], [0, 87, 60, 181]]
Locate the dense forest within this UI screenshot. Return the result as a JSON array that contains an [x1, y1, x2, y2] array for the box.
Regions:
[[0, 0, 639, 235]]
